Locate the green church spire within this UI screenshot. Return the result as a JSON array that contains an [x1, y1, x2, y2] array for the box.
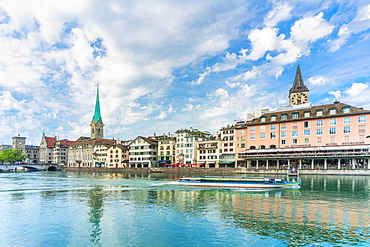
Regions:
[[93, 82, 103, 124]]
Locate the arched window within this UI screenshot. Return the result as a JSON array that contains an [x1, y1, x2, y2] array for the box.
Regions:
[[259, 145, 266, 149], [249, 146, 256, 149], [269, 145, 276, 149]]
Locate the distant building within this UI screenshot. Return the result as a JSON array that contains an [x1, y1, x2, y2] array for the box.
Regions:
[[106, 143, 129, 168], [90, 83, 104, 139], [25, 145, 40, 164], [12, 135, 26, 152], [196, 138, 222, 168], [39, 134, 56, 163]]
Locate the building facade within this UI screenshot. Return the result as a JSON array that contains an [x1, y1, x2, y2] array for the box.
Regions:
[[157, 136, 176, 166], [129, 136, 158, 168], [175, 128, 212, 164]]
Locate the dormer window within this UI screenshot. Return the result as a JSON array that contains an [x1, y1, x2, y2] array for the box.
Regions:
[[261, 117, 267, 122], [329, 108, 336, 115], [304, 111, 310, 118], [292, 113, 299, 119], [271, 115, 277, 121], [316, 110, 323, 116], [281, 114, 288, 120], [342, 107, 350, 113]]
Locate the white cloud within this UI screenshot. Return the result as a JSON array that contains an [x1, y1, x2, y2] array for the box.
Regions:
[[330, 4, 370, 51], [328, 90, 342, 99], [290, 12, 334, 47], [307, 76, 333, 86], [264, 1, 293, 27], [344, 82, 368, 96]]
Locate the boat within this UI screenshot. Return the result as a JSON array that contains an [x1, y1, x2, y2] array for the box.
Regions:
[[178, 176, 301, 189]]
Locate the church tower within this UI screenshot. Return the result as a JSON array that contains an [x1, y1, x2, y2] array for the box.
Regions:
[[289, 63, 309, 106], [90, 83, 104, 139]]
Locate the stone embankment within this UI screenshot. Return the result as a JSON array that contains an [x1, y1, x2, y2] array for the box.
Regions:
[[63, 167, 370, 175]]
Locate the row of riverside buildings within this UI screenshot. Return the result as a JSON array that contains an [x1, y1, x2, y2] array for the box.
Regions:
[[2, 64, 370, 170]]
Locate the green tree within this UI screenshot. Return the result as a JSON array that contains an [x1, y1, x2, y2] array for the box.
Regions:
[[0, 149, 26, 164]]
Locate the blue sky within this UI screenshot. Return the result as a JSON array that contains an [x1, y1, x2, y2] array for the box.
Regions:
[[1, 0, 370, 145]]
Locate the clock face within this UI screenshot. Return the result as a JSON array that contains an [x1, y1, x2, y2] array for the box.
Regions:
[[291, 93, 308, 105]]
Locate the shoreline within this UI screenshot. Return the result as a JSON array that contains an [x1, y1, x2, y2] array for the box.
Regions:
[[62, 167, 370, 176]]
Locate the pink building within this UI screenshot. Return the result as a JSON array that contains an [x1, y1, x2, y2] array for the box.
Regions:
[[235, 65, 370, 171]]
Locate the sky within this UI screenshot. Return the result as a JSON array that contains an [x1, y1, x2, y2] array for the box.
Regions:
[[1, 0, 370, 145]]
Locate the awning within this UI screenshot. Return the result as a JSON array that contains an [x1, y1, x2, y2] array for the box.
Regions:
[[158, 160, 171, 164], [219, 161, 234, 164]]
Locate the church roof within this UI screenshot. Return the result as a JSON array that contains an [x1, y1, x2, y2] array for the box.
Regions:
[[92, 83, 103, 124], [289, 64, 309, 93]]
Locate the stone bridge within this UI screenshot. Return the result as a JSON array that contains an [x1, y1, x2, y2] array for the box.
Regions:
[[0, 164, 63, 172]]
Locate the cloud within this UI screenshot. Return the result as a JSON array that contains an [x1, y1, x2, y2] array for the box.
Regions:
[[264, 1, 293, 27], [330, 4, 370, 51], [307, 76, 333, 86], [344, 82, 368, 96]]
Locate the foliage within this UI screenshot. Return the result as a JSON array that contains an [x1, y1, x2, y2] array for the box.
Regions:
[[0, 149, 27, 164]]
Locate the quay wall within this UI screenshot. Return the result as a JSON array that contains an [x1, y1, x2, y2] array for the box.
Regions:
[[63, 167, 370, 176]]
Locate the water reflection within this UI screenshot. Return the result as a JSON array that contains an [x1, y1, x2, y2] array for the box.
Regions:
[[87, 187, 105, 246], [0, 172, 368, 246]]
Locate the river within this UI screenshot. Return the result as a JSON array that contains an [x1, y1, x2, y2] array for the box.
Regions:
[[0, 171, 369, 247]]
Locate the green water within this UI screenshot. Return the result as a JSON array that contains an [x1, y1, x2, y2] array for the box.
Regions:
[[0, 172, 368, 246]]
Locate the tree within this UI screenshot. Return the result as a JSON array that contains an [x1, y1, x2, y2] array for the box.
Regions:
[[0, 149, 27, 164]]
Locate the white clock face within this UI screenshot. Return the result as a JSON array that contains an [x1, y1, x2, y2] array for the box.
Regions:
[[19, 141, 22, 144]]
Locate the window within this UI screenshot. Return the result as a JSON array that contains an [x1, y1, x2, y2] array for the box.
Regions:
[[329, 128, 336, 134], [241, 130, 245, 135], [304, 111, 310, 118], [250, 127, 256, 133], [261, 117, 267, 122], [316, 129, 323, 135], [329, 119, 337, 126], [281, 123, 286, 130], [304, 138, 310, 143], [342, 107, 350, 113], [330, 136, 336, 142], [304, 130, 310, 136], [241, 136, 245, 141], [358, 116, 366, 123], [260, 133, 265, 139], [281, 132, 286, 138], [250, 134, 255, 140], [344, 136, 350, 142], [317, 137, 322, 143], [316, 120, 323, 127], [270, 133, 276, 139], [358, 125, 366, 133], [271, 115, 277, 121], [270, 125, 276, 131], [359, 135, 365, 141], [292, 113, 299, 119], [329, 108, 337, 115], [293, 122, 298, 129], [343, 126, 351, 134], [292, 131, 298, 137], [304, 121, 310, 128], [281, 114, 288, 120], [260, 126, 266, 132], [241, 144, 245, 148], [281, 140, 286, 144], [316, 110, 323, 116], [343, 117, 351, 125], [293, 139, 298, 144]]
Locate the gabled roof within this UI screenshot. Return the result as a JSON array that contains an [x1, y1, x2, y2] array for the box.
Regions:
[[247, 102, 370, 125], [71, 137, 116, 148], [289, 64, 309, 94], [45, 137, 57, 148]]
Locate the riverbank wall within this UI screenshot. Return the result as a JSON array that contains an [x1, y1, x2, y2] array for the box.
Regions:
[[62, 167, 370, 175]]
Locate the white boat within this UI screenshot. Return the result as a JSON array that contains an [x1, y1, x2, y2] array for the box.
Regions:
[[178, 176, 301, 189]]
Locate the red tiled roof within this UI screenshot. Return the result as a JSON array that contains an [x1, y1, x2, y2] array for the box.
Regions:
[[45, 137, 57, 148]]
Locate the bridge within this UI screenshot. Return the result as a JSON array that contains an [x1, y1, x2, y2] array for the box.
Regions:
[[0, 164, 63, 172]]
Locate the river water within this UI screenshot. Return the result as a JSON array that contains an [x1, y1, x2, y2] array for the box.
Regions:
[[0, 171, 368, 247]]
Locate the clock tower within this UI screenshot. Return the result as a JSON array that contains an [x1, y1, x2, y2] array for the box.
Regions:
[[289, 64, 309, 106]]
